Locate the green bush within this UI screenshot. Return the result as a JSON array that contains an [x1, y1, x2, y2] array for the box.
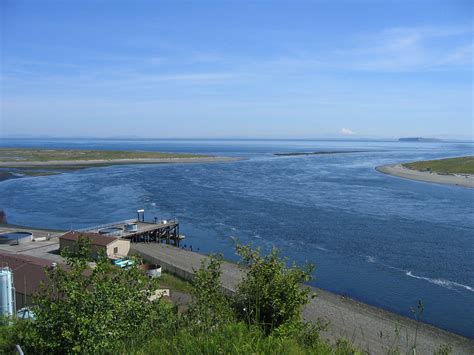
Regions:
[[19, 241, 176, 354], [6, 241, 364, 354], [184, 255, 234, 331], [233, 244, 315, 334], [0, 317, 30, 354]]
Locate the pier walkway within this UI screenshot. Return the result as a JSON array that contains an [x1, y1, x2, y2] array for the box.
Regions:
[[131, 243, 474, 355], [81, 220, 183, 246]]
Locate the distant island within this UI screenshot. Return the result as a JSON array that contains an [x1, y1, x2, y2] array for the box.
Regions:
[[274, 150, 369, 156], [0, 148, 238, 182], [398, 137, 443, 142], [376, 156, 474, 188]]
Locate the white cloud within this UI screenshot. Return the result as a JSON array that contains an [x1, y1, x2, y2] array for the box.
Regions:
[[340, 128, 356, 136], [248, 25, 472, 73], [347, 26, 472, 72]]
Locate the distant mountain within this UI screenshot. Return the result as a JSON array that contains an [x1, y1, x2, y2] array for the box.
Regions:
[[398, 137, 443, 142]]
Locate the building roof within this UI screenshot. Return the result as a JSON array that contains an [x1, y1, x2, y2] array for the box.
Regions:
[[60, 231, 119, 247], [0, 251, 52, 296]]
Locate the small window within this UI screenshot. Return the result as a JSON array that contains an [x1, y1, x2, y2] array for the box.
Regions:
[[113, 247, 118, 254]]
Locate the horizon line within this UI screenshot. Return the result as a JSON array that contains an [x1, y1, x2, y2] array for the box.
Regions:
[[1, 135, 473, 143]]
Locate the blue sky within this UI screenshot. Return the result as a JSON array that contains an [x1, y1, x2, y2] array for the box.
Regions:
[[1, 0, 472, 139]]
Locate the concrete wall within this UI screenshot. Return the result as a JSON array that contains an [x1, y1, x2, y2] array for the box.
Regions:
[[59, 238, 130, 259], [141, 253, 195, 283], [131, 248, 235, 297], [106, 239, 130, 258]]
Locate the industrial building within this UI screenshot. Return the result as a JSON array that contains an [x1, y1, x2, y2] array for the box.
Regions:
[[0, 251, 52, 311], [59, 232, 130, 260]]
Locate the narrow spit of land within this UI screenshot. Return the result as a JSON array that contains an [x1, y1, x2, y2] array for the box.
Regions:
[[376, 156, 474, 188], [0, 148, 239, 181], [274, 150, 371, 156]]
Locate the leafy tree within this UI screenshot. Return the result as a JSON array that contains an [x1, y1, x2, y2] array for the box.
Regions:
[[233, 244, 315, 334], [0, 316, 30, 354], [60, 234, 92, 261], [20, 238, 175, 354], [184, 254, 233, 331]]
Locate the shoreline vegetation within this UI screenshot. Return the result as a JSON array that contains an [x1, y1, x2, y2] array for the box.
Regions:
[[0, 148, 239, 182], [376, 156, 474, 188]]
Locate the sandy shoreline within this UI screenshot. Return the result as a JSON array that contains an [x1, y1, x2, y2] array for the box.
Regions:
[[376, 164, 474, 188], [0, 156, 241, 183], [0, 156, 240, 168]]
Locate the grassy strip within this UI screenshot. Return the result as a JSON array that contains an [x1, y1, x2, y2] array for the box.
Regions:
[[403, 156, 474, 175], [160, 272, 193, 294], [124, 323, 358, 355], [0, 148, 209, 162]]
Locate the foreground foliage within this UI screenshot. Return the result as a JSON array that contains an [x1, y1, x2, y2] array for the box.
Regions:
[[0, 241, 362, 354], [184, 255, 234, 331], [19, 242, 173, 354], [233, 244, 316, 334], [128, 322, 358, 355]]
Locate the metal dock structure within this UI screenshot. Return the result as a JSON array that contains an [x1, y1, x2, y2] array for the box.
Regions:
[[79, 219, 184, 247]]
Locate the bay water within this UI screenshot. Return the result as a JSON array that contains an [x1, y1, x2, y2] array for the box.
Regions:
[[0, 138, 472, 337]]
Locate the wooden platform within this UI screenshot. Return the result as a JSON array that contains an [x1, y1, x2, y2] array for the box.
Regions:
[[125, 221, 182, 246], [80, 220, 183, 247]]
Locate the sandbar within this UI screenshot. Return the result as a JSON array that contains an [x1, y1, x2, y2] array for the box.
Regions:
[[376, 164, 474, 188], [0, 156, 239, 168]]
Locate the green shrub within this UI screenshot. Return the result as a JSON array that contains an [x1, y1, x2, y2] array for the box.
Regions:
[[8, 242, 362, 354], [20, 246, 176, 354], [0, 317, 30, 354], [184, 254, 234, 331], [233, 244, 315, 334]]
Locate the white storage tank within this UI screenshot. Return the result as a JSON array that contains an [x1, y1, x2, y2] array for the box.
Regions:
[[99, 227, 123, 236], [141, 264, 162, 278], [125, 223, 138, 232], [0, 267, 15, 317]]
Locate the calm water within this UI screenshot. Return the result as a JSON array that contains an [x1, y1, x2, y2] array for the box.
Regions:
[[1, 138, 473, 337]]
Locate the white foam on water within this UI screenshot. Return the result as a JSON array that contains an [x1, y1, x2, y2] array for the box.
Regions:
[[315, 245, 329, 252], [362, 255, 377, 263], [360, 255, 473, 294], [406, 271, 474, 293]]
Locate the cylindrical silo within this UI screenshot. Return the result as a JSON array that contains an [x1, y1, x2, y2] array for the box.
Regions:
[[0, 267, 16, 317]]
